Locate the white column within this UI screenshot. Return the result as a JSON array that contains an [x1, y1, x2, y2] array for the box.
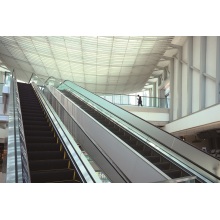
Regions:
[[187, 37, 193, 115], [177, 47, 182, 118], [216, 36, 220, 103], [169, 58, 174, 122], [200, 36, 206, 110]]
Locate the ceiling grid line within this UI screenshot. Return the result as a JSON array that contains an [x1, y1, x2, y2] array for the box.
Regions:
[[13, 36, 36, 82], [64, 37, 73, 81], [46, 37, 62, 79], [0, 39, 30, 82], [29, 37, 50, 79], [0, 36, 176, 94]]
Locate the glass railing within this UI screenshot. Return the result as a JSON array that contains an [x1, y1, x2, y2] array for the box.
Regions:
[[43, 77, 169, 108], [55, 80, 219, 182], [44, 85, 168, 182], [44, 76, 63, 88], [29, 76, 220, 182], [30, 75, 107, 182], [99, 94, 170, 108], [30, 75, 111, 182], [42, 86, 119, 182], [33, 83, 101, 183], [4, 70, 31, 183]]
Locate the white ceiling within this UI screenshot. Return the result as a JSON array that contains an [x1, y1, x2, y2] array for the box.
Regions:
[[0, 36, 180, 94]]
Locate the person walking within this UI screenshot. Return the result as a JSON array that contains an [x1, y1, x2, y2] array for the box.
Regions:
[[137, 95, 143, 106]]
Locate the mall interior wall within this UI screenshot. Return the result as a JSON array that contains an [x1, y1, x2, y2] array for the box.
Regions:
[[163, 36, 220, 125]]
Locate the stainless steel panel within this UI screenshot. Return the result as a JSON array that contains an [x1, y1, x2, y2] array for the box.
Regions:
[[48, 86, 169, 182]]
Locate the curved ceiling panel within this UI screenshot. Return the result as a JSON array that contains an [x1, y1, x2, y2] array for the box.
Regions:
[[0, 36, 174, 94]]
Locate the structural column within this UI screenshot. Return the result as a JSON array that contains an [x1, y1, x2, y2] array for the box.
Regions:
[[200, 36, 206, 110], [187, 37, 193, 115], [169, 58, 174, 122], [177, 47, 182, 118], [216, 36, 220, 103]]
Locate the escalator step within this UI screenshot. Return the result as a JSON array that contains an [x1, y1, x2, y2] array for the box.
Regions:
[[18, 83, 82, 183], [154, 162, 170, 170], [136, 149, 152, 157], [20, 102, 41, 106], [23, 120, 49, 126], [22, 115, 46, 120], [27, 143, 60, 151], [30, 169, 75, 183], [21, 108, 43, 113], [21, 106, 42, 110], [133, 144, 145, 151], [28, 151, 64, 160], [144, 156, 160, 163], [163, 170, 182, 179], [51, 180, 81, 183], [25, 130, 53, 137], [23, 125, 52, 131], [22, 113, 45, 118], [23, 119, 48, 124], [25, 136, 57, 143], [29, 159, 69, 171]]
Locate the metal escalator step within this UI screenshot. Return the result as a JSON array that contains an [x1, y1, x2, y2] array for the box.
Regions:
[[25, 130, 53, 137], [28, 151, 64, 160], [29, 159, 70, 171], [22, 112, 45, 118], [20, 102, 41, 107], [27, 143, 60, 151], [144, 156, 160, 163], [25, 136, 57, 144], [21, 108, 43, 112], [20, 105, 42, 109], [163, 169, 182, 179], [154, 162, 170, 170], [30, 169, 75, 183], [23, 125, 52, 131], [23, 120, 49, 126], [133, 144, 144, 151], [136, 149, 152, 157], [22, 114, 45, 119], [50, 180, 81, 183]]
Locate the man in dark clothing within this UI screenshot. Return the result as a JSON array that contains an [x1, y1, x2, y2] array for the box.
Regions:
[[137, 95, 143, 106]]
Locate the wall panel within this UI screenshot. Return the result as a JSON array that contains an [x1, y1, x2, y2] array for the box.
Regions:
[[193, 37, 200, 69], [206, 78, 216, 107], [182, 64, 188, 117], [192, 70, 200, 112], [206, 36, 217, 78], [173, 59, 178, 120]]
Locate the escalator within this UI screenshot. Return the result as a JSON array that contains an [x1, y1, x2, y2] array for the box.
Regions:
[[17, 83, 82, 183], [60, 90, 194, 181]]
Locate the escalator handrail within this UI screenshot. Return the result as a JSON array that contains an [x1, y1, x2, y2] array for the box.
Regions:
[[57, 80, 220, 182], [57, 80, 208, 154], [43, 86, 133, 182], [33, 77, 218, 182], [45, 85, 171, 182], [34, 76, 133, 182], [59, 88, 212, 182], [32, 83, 101, 183], [6, 70, 31, 183]]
